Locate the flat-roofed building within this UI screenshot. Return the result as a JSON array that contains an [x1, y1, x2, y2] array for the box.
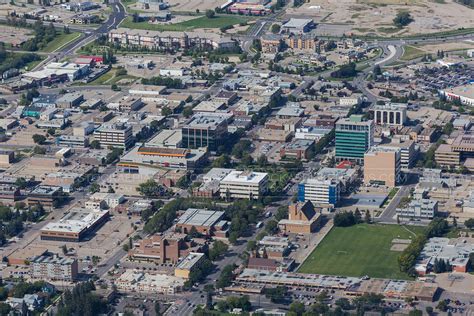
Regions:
[[40, 209, 109, 242], [364, 146, 401, 187], [30, 254, 78, 281], [116, 270, 184, 294], [220, 170, 268, 200], [435, 144, 460, 167], [383, 138, 417, 169], [176, 208, 225, 236], [396, 199, 438, 220], [0, 184, 21, 202], [298, 178, 340, 207], [373, 103, 407, 126], [261, 34, 282, 54], [181, 113, 229, 151], [282, 18, 314, 33], [27, 185, 63, 207], [280, 139, 315, 160], [93, 122, 133, 149], [440, 83, 474, 106], [0, 150, 15, 167], [174, 252, 205, 279], [451, 132, 474, 154], [129, 232, 189, 263], [118, 145, 207, 173], [335, 115, 374, 162]]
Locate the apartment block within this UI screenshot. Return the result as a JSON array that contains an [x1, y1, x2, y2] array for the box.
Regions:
[[30, 254, 78, 281]]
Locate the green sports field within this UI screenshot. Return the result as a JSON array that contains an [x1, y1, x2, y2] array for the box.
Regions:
[[298, 224, 426, 280]]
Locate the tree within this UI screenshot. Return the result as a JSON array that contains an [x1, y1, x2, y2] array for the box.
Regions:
[[216, 264, 235, 288], [155, 302, 161, 316], [208, 240, 229, 261], [373, 65, 382, 76], [265, 220, 278, 235], [409, 310, 422, 316], [425, 306, 434, 315], [393, 11, 413, 28], [437, 300, 448, 312], [465, 218, 474, 230], [32, 134, 46, 145], [182, 106, 193, 118], [137, 179, 167, 198], [271, 24, 281, 34], [365, 210, 371, 224], [90, 140, 101, 149], [33, 146, 46, 155], [205, 9, 215, 18], [289, 301, 305, 316]]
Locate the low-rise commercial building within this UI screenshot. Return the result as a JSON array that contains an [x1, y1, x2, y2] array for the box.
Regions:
[[40, 209, 109, 242], [220, 170, 268, 200], [176, 208, 226, 236], [174, 252, 205, 279], [415, 237, 474, 275], [435, 144, 460, 167], [129, 232, 190, 264], [116, 270, 184, 294], [396, 199, 438, 220], [27, 185, 63, 207]]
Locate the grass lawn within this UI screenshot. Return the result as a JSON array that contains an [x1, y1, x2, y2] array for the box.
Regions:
[[298, 224, 426, 280], [24, 56, 44, 71], [87, 68, 137, 85], [120, 15, 253, 32], [41, 32, 81, 53], [400, 45, 426, 61]]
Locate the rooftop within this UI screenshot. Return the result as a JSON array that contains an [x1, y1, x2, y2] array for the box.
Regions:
[[282, 18, 313, 29], [176, 252, 205, 270], [41, 209, 109, 234], [177, 208, 225, 227], [221, 170, 268, 184], [184, 112, 229, 129]]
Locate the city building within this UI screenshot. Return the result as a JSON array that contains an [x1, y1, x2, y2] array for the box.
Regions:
[[129, 232, 191, 264], [285, 34, 318, 51], [174, 252, 205, 279], [40, 209, 109, 242], [278, 201, 322, 234], [372, 103, 407, 126], [364, 146, 401, 187], [298, 178, 340, 207], [396, 199, 438, 220], [109, 28, 237, 51], [116, 270, 184, 294], [93, 122, 134, 149], [247, 257, 293, 272], [27, 185, 63, 207], [192, 168, 233, 198], [415, 237, 474, 275], [181, 113, 229, 151], [176, 208, 226, 236], [260, 34, 282, 54], [383, 138, 417, 169], [280, 139, 315, 160], [281, 18, 314, 34], [435, 144, 460, 167], [30, 254, 78, 281], [118, 145, 207, 173], [335, 115, 374, 162], [440, 83, 474, 106], [219, 170, 269, 200]]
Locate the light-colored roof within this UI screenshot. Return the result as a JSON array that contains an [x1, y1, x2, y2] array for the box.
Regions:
[[177, 208, 225, 227]]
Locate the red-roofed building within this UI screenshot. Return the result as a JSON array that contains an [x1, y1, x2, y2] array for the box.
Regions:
[[336, 160, 353, 169]]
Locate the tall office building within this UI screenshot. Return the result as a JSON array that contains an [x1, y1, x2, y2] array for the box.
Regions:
[[335, 115, 374, 162], [373, 103, 407, 126], [364, 146, 401, 187], [181, 113, 228, 151]]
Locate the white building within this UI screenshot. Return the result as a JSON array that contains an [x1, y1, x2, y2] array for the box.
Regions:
[[440, 84, 474, 107], [30, 254, 78, 281], [115, 270, 184, 294], [297, 178, 340, 206], [396, 199, 438, 220], [373, 103, 407, 126], [93, 122, 134, 149], [219, 170, 268, 200]]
